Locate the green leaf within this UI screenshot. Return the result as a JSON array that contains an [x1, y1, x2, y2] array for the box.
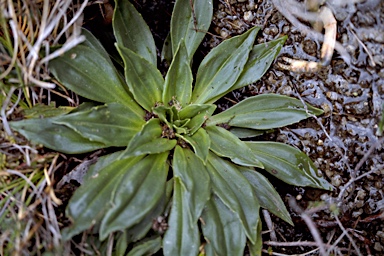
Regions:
[[232, 36, 287, 90], [152, 105, 180, 127], [163, 178, 200, 256], [163, 40, 193, 107], [49, 45, 133, 106], [191, 27, 259, 104], [62, 156, 143, 239], [117, 44, 164, 111], [84, 151, 125, 182], [80, 28, 112, 63], [207, 94, 324, 129], [121, 118, 177, 158], [177, 128, 210, 163], [100, 153, 169, 240], [207, 153, 260, 243], [161, 33, 173, 64], [124, 195, 166, 243], [23, 103, 73, 118], [205, 125, 263, 168], [9, 118, 105, 154], [241, 169, 293, 225], [116, 231, 129, 256], [113, 0, 157, 65], [179, 104, 216, 135], [248, 220, 263, 256], [171, 0, 213, 60], [229, 127, 266, 139], [53, 103, 145, 147], [173, 146, 210, 222], [201, 195, 247, 256], [246, 141, 332, 190], [127, 237, 162, 256]]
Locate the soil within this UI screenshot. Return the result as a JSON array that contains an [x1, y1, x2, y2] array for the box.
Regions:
[[62, 0, 384, 255]]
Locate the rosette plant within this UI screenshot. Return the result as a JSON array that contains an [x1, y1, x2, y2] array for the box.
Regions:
[[10, 0, 332, 255]]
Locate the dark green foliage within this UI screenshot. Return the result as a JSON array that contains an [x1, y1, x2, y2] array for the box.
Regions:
[[9, 0, 331, 255]]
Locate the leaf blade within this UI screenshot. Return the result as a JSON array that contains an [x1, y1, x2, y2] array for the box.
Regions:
[[163, 40, 193, 107], [117, 44, 164, 111], [201, 195, 247, 256], [206, 153, 260, 243], [232, 36, 287, 90], [241, 169, 293, 225], [246, 141, 332, 190], [62, 156, 144, 239], [171, 0, 213, 60], [49, 45, 133, 106], [9, 118, 105, 154], [173, 146, 211, 221], [207, 94, 323, 129], [113, 0, 157, 65], [163, 178, 200, 256], [54, 103, 145, 147], [191, 27, 259, 104], [121, 118, 177, 158], [178, 128, 210, 163], [100, 153, 169, 240], [205, 125, 263, 168]]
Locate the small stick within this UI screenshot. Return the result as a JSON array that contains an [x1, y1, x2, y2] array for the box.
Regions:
[[262, 209, 277, 241], [189, 0, 197, 30]]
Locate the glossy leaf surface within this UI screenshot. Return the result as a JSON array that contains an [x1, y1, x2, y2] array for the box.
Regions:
[[171, 0, 212, 60], [9, 118, 104, 154], [23, 103, 73, 119], [163, 41, 192, 107], [232, 36, 287, 90], [241, 169, 293, 225], [248, 220, 263, 256], [205, 125, 263, 168], [207, 94, 323, 129], [163, 178, 200, 256], [173, 146, 210, 222], [121, 118, 176, 158], [229, 127, 266, 139], [246, 142, 332, 190], [113, 0, 157, 65], [50, 45, 133, 106], [178, 128, 210, 163], [80, 28, 112, 63], [179, 104, 216, 135], [62, 156, 143, 239], [100, 153, 169, 240], [207, 153, 260, 243], [191, 27, 259, 104], [117, 44, 164, 111], [84, 151, 125, 181], [201, 195, 246, 256], [54, 103, 145, 147], [127, 237, 162, 256]]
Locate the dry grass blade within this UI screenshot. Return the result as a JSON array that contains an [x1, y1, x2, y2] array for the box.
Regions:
[[1, 0, 90, 254]]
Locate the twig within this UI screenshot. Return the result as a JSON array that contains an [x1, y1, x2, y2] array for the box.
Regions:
[[271, 0, 351, 65], [348, 25, 376, 67], [337, 137, 384, 202], [1, 86, 16, 136], [334, 215, 362, 256], [288, 196, 328, 256], [262, 209, 277, 241]]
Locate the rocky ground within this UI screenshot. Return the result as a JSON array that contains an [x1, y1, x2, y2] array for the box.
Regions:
[[205, 0, 383, 255]]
